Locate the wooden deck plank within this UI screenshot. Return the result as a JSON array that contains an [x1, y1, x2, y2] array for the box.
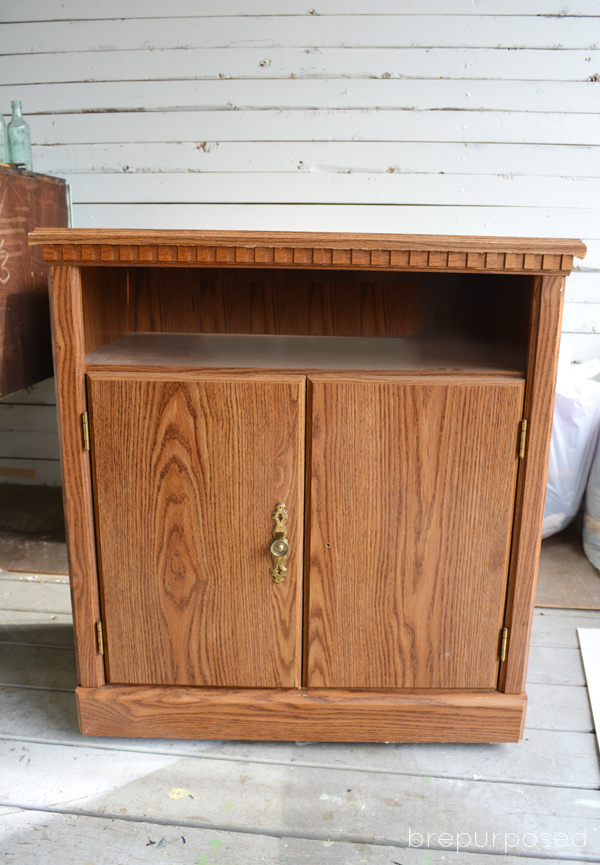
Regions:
[[0, 542, 596, 861], [532, 607, 600, 619], [525, 645, 586, 686], [0, 687, 597, 789], [532, 609, 600, 648], [0, 808, 583, 865], [0, 740, 597, 859], [526, 683, 593, 733], [0, 610, 74, 647], [0, 570, 69, 584], [0, 579, 72, 615]]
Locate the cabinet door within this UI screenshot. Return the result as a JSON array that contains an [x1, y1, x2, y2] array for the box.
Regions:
[[87, 372, 305, 688], [306, 376, 525, 690]]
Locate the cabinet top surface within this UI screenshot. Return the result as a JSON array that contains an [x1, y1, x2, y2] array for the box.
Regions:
[[29, 228, 586, 274], [1, 165, 67, 186]]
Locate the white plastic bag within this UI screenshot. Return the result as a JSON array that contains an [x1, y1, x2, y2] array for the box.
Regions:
[[542, 344, 600, 539], [584, 434, 600, 569]]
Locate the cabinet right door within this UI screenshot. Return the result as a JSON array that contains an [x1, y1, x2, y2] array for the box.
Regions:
[[306, 376, 525, 690]]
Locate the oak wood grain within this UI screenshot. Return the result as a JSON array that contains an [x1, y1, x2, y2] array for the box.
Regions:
[[87, 372, 305, 688], [127, 268, 531, 345], [500, 275, 566, 694], [307, 375, 525, 689], [80, 266, 130, 353], [76, 685, 526, 743], [0, 167, 68, 397], [48, 266, 104, 688], [30, 229, 587, 277], [39, 230, 581, 742]]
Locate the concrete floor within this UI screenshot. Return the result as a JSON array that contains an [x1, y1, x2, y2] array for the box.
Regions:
[[0, 485, 599, 863]]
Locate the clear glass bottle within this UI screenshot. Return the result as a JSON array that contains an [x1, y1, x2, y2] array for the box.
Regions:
[[7, 100, 32, 170], [0, 114, 7, 163]]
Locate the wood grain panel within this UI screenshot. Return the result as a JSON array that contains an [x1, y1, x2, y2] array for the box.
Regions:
[[500, 275, 566, 694], [76, 685, 526, 743], [87, 373, 305, 688], [0, 167, 68, 397], [48, 266, 104, 688], [128, 267, 530, 349], [306, 376, 525, 690], [30, 229, 587, 275], [80, 266, 130, 353]]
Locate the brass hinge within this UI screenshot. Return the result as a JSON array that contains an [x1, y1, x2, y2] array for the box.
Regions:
[[82, 412, 90, 451], [500, 627, 509, 663], [518, 419, 527, 459], [95, 621, 104, 655]]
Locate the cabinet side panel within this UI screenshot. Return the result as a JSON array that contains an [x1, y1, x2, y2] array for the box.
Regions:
[[81, 267, 130, 353], [307, 376, 524, 690], [49, 265, 105, 688], [500, 276, 565, 694], [88, 373, 305, 688]]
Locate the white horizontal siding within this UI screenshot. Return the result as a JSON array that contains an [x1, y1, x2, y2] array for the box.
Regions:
[[6, 0, 600, 19], [0, 405, 58, 433], [0, 381, 61, 486], [0, 432, 60, 461], [70, 203, 600, 239], [29, 110, 600, 147], [566, 273, 600, 301], [2, 0, 599, 20], [64, 173, 599, 208], [32, 142, 600, 178], [2, 48, 598, 84], [0, 458, 62, 486], [3, 16, 598, 53], [3, 79, 599, 114], [565, 334, 600, 363], [0, 379, 56, 406], [562, 303, 600, 334], [0, 3, 598, 479]]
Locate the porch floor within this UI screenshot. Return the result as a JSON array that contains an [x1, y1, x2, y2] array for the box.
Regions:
[[0, 484, 598, 864]]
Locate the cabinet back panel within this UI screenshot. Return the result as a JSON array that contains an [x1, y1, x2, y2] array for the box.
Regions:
[[87, 373, 305, 688], [127, 267, 531, 349], [306, 376, 525, 690]]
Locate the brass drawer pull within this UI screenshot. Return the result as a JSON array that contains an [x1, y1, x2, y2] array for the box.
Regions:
[[270, 503, 289, 583]]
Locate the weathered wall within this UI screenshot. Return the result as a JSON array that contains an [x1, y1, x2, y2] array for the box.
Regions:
[[0, 1, 598, 483]]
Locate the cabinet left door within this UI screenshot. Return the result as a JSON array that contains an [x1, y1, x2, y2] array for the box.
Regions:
[[87, 372, 306, 688]]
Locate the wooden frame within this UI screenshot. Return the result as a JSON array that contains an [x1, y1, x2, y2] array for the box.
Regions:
[[76, 686, 526, 743], [31, 229, 586, 743]]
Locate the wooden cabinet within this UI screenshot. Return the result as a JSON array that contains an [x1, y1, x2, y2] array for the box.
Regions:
[[0, 166, 68, 398], [30, 229, 586, 743]]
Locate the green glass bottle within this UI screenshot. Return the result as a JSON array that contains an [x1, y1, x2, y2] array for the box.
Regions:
[[7, 100, 32, 170], [0, 114, 7, 163]]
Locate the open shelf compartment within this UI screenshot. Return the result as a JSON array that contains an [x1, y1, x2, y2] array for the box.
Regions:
[[81, 266, 533, 375]]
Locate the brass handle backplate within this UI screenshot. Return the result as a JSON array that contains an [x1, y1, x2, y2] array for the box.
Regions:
[[270, 503, 289, 583]]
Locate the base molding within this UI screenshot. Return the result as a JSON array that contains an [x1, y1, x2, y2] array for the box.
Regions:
[[76, 686, 526, 743]]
